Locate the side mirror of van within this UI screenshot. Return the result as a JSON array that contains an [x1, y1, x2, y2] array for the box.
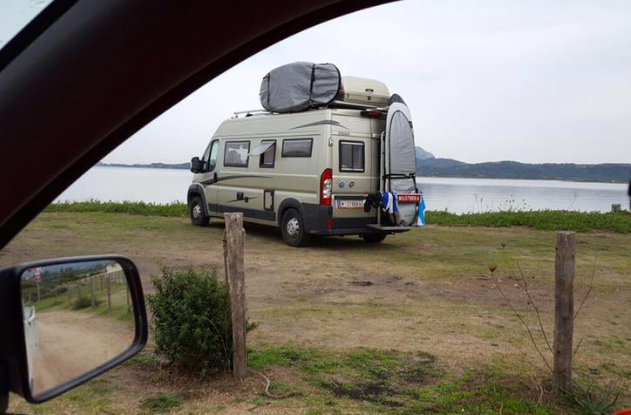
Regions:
[[190, 157, 202, 173], [0, 255, 147, 406]]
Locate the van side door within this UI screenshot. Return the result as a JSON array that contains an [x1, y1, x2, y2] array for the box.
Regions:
[[200, 139, 220, 213]]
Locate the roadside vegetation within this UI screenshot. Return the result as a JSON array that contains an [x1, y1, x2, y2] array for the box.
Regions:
[[148, 267, 236, 376], [47, 200, 631, 233]]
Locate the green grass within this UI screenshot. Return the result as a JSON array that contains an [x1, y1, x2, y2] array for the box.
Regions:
[[46, 201, 631, 233], [427, 210, 631, 233], [247, 345, 565, 414], [140, 394, 183, 414], [48, 200, 188, 217]]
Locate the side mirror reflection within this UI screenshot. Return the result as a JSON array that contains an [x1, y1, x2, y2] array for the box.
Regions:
[[18, 257, 146, 401]]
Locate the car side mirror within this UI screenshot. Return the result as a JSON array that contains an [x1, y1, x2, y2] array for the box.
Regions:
[[0, 256, 147, 407], [190, 157, 202, 173]]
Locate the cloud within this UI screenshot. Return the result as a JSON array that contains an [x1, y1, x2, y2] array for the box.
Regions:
[[103, 0, 631, 164]]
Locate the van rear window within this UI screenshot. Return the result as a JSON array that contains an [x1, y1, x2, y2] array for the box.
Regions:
[[282, 138, 313, 158], [224, 141, 250, 167], [339, 141, 365, 172]]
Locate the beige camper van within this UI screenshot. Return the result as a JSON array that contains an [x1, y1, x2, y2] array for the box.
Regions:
[[188, 65, 423, 246]]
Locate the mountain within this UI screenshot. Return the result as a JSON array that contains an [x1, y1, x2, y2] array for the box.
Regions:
[[415, 147, 434, 161], [97, 148, 631, 184], [415, 147, 630, 183]]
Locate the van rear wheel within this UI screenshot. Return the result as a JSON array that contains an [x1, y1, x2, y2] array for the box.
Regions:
[[281, 209, 310, 247], [361, 233, 387, 243], [189, 196, 210, 226]]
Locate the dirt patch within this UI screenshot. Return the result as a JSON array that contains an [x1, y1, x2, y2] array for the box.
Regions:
[[30, 309, 133, 395]]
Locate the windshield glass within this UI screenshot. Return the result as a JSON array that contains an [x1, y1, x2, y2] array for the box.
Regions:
[[0, 0, 56, 52]]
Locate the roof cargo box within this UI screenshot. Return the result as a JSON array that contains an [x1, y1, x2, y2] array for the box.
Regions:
[[336, 76, 390, 107], [259, 62, 341, 113]]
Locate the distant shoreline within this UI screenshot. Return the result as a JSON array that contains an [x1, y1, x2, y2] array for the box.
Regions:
[[96, 160, 630, 184]]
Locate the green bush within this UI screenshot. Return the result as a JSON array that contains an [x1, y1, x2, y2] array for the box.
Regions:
[[72, 297, 100, 310], [147, 267, 233, 376]]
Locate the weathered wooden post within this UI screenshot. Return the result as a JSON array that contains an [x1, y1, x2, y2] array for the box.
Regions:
[[106, 276, 112, 312], [90, 276, 96, 308], [66, 283, 72, 304], [126, 284, 131, 314], [554, 231, 575, 393], [223, 213, 247, 380]]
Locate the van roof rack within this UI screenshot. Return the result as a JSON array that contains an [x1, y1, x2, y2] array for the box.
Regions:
[[231, 109, 272, 119], [327, 100, 386, 110]]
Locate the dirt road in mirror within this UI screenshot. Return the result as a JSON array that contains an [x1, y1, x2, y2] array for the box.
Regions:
[[30, 310, 133, 395]]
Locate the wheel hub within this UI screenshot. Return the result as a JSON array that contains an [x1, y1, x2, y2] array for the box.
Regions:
[[286, 217, 300, 237], [192, 204, 202, 219]]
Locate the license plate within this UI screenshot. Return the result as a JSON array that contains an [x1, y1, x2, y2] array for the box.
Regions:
[[397, 194, 421, 204], [336, 199, 365, 209]]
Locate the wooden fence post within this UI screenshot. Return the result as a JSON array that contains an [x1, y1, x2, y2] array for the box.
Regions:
[[554, 231, 575, 393], [223, 213, 247, 380], [67, 283, 72, 304], [90, 276, 96, 308], [106, 276, 112, 312], [126, 284, 131, 314]]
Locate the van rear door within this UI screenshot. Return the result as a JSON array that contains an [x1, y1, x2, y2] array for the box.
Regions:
[[331, 114, 377, 223]]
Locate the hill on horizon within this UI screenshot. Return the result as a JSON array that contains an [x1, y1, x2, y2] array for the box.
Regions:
[[98, 147, 630, 184]]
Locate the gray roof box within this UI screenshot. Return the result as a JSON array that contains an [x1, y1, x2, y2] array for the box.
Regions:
[[259, 62, 341, 113]]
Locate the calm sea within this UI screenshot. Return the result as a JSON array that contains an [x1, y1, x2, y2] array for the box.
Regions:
[[55, 166, 629, 214]]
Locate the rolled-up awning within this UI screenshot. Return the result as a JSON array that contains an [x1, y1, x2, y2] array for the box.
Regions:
[[248, 141, 275, 156]]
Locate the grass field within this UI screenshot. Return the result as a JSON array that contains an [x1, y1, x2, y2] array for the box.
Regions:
[[47, 200, 631, 233], [2, 208, 631, 415]]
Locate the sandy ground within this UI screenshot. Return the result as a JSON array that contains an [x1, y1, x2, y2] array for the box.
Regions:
[[30, 309, 134, 395]]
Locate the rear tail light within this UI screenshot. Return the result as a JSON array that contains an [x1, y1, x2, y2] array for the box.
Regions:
[[360, 109, 384, 118], [320, 168, 332, 205]]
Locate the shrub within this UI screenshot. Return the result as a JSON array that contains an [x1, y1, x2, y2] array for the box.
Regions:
[[73, 297, 100, 310], [147, 267, 233, 376]]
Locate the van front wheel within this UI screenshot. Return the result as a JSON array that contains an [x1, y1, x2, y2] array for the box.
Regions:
[[189, 196, 210, 226], [281, 209, 310, 247], [361, 233, 387, 243]]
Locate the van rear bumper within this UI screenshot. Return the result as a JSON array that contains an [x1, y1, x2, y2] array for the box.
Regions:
[[302, 204, 407, 236]]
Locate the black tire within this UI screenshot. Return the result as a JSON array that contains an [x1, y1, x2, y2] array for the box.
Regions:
[[281, 208, 310, 247], [361, 233, 387, 243], [189, 196, 210, 226]]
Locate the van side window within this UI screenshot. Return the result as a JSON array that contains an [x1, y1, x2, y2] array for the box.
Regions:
[[224, 141, 250, 167], [205, 140, 219, 171], [260, 140, 276, 168], [282, 138, 313, 158], [339, 141, 365, 172]]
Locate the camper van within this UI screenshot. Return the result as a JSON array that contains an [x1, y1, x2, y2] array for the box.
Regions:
[[188, 64, 423, 246]]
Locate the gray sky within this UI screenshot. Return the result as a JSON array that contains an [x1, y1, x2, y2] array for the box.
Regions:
[[3, 1, 630, 164]]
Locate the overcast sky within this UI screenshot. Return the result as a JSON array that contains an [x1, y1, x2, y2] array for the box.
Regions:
[[4, 1, 629, 164]]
